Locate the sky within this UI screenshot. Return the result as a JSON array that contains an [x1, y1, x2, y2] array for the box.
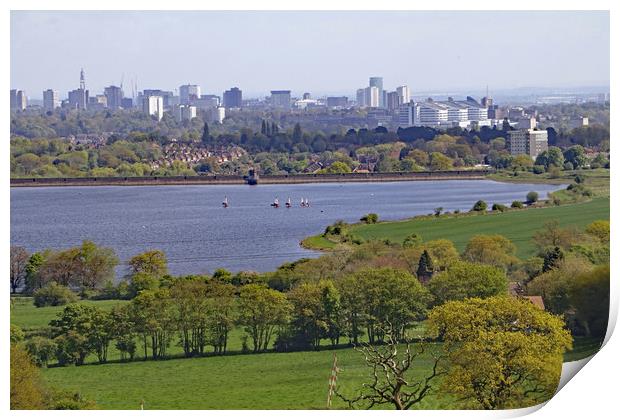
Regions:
[[10, 10, 610, 99]]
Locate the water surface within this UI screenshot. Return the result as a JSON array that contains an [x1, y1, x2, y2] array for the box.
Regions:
[[11, 180, 562, 276]]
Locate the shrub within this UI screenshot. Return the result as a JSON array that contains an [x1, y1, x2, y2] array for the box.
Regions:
[[360, 213, 379, 224], [33, 282, 78, 307], [563, 162, 574, 171], [590, 162, 601, 169], [574, 174, 586, 184], [548, 165, 561, 178], [403, 233, 423, 248], [25, 336, 57, 367], [533, 165, 545, 174], [11, 324, 25, 343], [526, 191, 539, 203], [511, 200, 524, 208], [492, 203, 508, 212], [471, 200, 487, 212]]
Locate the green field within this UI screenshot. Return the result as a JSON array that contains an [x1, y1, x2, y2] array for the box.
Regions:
[[306, 197, 609, 259]]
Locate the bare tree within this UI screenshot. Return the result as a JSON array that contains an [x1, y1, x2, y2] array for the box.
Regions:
[[10, 246, 29, 294], [335, 326, 445, 410]]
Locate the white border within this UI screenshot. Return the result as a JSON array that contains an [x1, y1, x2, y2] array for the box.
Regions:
[[3, 1, 616, 419]]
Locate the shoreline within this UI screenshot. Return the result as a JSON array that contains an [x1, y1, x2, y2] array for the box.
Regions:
[[10, 170, 491, 187]]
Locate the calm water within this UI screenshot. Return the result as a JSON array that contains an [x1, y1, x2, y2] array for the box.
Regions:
[[11, 180, 562, 276]]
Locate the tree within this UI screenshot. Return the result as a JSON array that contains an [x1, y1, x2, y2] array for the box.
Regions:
[[24, 252, 46, 293], [205, 281, 236, 354], [360, 213, 378, 224], [130, 289, 175, 360], [335, 325, 445, 410], [570, 264, 609, 338], [201, 122, 210, 144], [428, 152, 453, 171], [585, 220, 610, 243], [33, 282, 78, 307], [170, 279, 209, 357], [471, 200, 487, 212], [322, 161, 351, 174], [10, 345, 46, 409], [127, 250, 168, 278], [346, 268, 431, 343], [286, 280, 341, 350], [563, 145, 587, 169], [416, 250, 434, 284], [237, 284, 291, 352], [10, 246, 29, 293], [427, 296, 572, 409], [292, 123, 303, 142], [461, 234, 518, 270], [25, 336, 57, 367], [532, 220, 580, 253], [542, 246, 564, 272], [526, 191, 539, 203], [402, 233, 423, 248], [428, 261, 507, 305]]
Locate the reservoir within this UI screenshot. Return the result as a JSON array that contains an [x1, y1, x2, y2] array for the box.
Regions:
[[11, 180, 562, 276]]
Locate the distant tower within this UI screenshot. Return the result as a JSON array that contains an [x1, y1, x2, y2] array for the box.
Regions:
[[80, 68, 86, 90]]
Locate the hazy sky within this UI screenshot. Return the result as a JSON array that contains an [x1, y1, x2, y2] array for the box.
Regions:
[[11, 10, 610, 99]]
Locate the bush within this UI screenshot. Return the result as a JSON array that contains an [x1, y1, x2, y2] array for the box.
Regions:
[[548, 165, 561, 178], [25, 336, 57, 367], [533, 165, 545, 174], [360, 213, 379, 224], [11, 324, 25, 343], [590, 162, 601, 169], [574, 174, 586, 184], [492, 203, 508, 212], [33, 283, 78, 307], [403, 233, 423, 248], [563, 162, 574, 171], [471, 200, 487, 212], [511, 200, 524, 208], [526, 191, 539, 203]]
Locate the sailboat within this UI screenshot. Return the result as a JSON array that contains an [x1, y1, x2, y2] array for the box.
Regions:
[[286, 197, 292, 208], [222, 196, 229, 208], [271, 197, 280, 208], [304, 198, 310, 207], [300, 197, 305, 207]]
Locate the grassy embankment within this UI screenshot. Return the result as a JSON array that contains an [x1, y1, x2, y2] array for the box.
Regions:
[[302, 169, 610, 258]]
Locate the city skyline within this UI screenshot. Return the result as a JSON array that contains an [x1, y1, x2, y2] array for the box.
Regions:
[[11, 10, 610, 99]]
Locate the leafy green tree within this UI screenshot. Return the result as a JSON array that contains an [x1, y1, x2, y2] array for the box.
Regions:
[[461, 234, 518, 271], [130, 289, 175, 360], [170, 279, 209, 357], [127, 250, 168, 278], [25, 336, 57, 367], [237, 284, 291, 352], [428, 152, 453, 171], [360, 213, 379, 224], [427, 296, 572, 409], [402, 233, 423, 248], [585, 220, 610, 243], [11, 324, 25, 343], [570, 265, 609, 338], [201, 122, 210, 144], [526, 191, 539, 203], [563, 145, 587, 168], [10, 345, 46, 409], [33, 282, 78, 307], [286, 280, 341, 350], [50, 304, 102, 365], [471, 200, 487, 212], [427, 261, 507, 305], [205, 281, 236, 354]]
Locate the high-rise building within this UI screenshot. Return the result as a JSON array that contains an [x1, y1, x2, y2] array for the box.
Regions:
[[223, 87, 242, 108], [364, 86, 379, 108], [386, 91, 401, 111], [67, 68, 88, 110], [326, 96, 348, 108], [206, 106, 226, 124], [88, 95, 108, 111], [369, 77, 384, 108], [356, 89, 366, 107], [43, 89, 60, 111], [143, 90, 175, 108], [192, 95, 220, 111], [398, 103, 419, 127], [396, 85, 411, 104], [143, 95, 163, 121], [121, 97, 134, 109], [175, 105, 197, 122], [11, 89, 27, 111], [507, 129, 548, 159], [302, 92, 311, 100], [104, 85, 124, 110], [270, 90, 291, 109], [179, 84, 201, 104]]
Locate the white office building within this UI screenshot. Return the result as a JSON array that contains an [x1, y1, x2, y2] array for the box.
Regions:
[[143, 95, 164, 121], [364, 86, 379, 108], [418, 102, 449, 126], [206, 106, 226, 124], [175, 105, 197, 122], [43, 89, 60, 111], [398, 102, 419, 127], [396, 85, 411, 104]]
